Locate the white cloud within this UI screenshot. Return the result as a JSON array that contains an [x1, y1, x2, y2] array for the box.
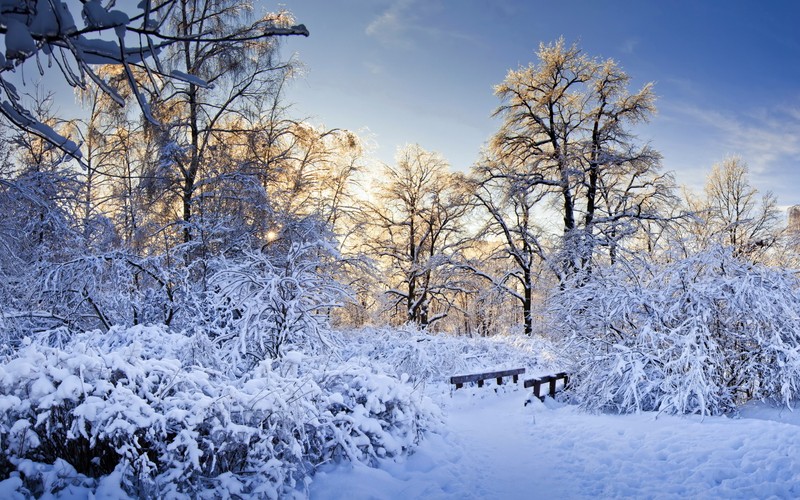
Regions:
[[620, 37, 639, 54], [364, 61, 385, 75], [659, 100, 800, 204], [365, 0, 475, 49], [365, 0, 416, 48], [678, 105, 800, 176]]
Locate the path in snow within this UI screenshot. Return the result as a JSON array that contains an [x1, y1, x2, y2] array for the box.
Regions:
[[310, 386, 800, 499]]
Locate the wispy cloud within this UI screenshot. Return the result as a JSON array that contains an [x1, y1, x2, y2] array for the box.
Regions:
[[677, 104, 800, 175], [662, 100, 800, 202], [365, 0, 475, 49], [364, 61, 385, 75], [620, 37, 639, 55], [365, 0, 416, 48]]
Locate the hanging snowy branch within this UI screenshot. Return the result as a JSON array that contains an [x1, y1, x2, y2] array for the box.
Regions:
[[0, 0, 308, 160]]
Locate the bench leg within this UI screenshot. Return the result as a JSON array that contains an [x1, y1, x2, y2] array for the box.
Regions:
[[512, 374, 519, 383], [549, 378, 557, 397], [478, 379, 484, 388], [455, 383, 463, 390], [533, 380, 542, 400], [496, 377, 503, 385]]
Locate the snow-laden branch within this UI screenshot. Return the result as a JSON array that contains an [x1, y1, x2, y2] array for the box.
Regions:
[[0, 0, 308, 160]]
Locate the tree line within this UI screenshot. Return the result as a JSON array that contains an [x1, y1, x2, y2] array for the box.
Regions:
[[0, 4, 792, 358]]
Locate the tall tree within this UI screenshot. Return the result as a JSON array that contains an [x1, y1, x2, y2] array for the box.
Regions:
[[471, 154, 549, 336], [365, 144, 471, 329], [491, 39, 668, 278], [683, 156, 780, 261], [145, 1, 301, 244]]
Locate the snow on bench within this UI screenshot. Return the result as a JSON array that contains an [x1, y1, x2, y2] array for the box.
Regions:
[[524, 372, 569, 401], [450, 368, 525, 389]]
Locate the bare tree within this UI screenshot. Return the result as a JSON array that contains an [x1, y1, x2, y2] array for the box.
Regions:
[[4, 92, 81, 254], [134, 1, 304, 244], [470, 154, 550, 336], [491, 39, 667, 278], [364, 144, 471, 329], [683, 156, 780, 261], [469, 40, 674, 335], [66, 84, 130, 249]]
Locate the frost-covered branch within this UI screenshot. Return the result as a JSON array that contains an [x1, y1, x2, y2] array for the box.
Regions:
[[0, 0, 308, 160]]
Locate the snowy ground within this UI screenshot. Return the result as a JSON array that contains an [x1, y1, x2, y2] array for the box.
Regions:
[[310, 385, 800, 499]]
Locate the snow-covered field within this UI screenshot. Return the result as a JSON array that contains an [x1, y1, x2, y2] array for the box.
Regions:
[[311, 385, 800, 499], [4, 327, 800, 498]]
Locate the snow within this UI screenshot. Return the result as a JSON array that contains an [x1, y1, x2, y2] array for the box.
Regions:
[[556, 246, 800, 415], [4, 19, 36, 59], [82, 1, 129, 29], [170, 70, 212, 88], [5, 324, 800, 497], [0, 101, 82, 157], [311, 386, 800, 499]]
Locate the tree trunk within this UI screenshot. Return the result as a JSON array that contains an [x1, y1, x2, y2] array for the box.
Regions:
[[523, 286, 533, 336]]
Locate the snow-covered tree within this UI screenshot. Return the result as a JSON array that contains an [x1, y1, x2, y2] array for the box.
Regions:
[[555, 246, 800, 415], [136, 1, 305, 245], [0, 0, 307, 160], [469, 153, 551, 336], [681, 156, 780, 262], [491, 39, 671, 277], [364, 144, 472, 329], [208, 233, 346, 365]]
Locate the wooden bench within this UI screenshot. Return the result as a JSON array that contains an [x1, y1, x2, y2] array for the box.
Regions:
[[524, 372, 569, 401], [450, 368, 525, 389]]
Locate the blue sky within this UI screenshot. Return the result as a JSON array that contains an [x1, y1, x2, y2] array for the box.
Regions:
[[278, 0, 800, 208]]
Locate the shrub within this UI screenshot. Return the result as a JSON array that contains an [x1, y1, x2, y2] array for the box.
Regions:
[[555, 247, 800, 415], [0, 328, 438, 498], [208, 243, 346, 365], [331, 326, 560, 389]]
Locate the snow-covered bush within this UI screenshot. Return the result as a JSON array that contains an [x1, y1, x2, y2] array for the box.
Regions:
[[555, 246, 800, 415], [331, 326, 560, 388], [0, 327, 437, 498], [208, 240, 347, 365], [302, 359, 441, 465], [0, 245, 186, 347]]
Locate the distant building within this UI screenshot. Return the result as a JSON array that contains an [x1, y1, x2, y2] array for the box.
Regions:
[[790, 206, 800, 233]]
